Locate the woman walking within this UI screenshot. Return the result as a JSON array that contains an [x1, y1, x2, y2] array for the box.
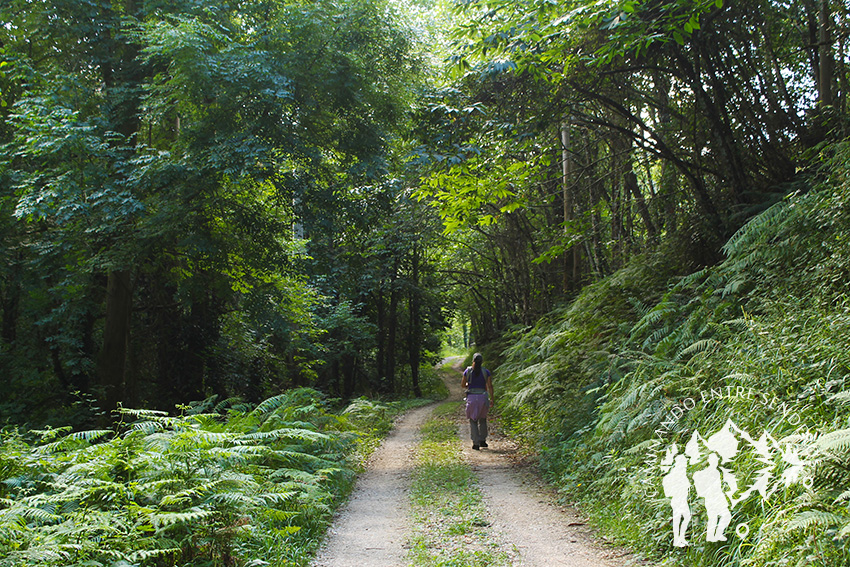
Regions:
[[462, 353, 494, 450]]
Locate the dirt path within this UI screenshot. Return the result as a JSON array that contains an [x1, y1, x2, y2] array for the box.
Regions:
[[311, 403, 434, 567], [312, 357, 637, 566], [446, 359, 633, 567]]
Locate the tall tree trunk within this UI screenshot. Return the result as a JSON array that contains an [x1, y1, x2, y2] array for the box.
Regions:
[[625, 167, 657, 239], [343, 354, 357, 398], [375, 288, 386, 392], [408, 244, 422, 398], [1, 256, 20, 346], [560, 120, 580, 290], [818, 0, 835, 107], [96, 0, 144, 415], [96, 270, 133, 414], [838, 13, 848, 117], [693, 41, 749, 202], [384, 262, 399, 394]]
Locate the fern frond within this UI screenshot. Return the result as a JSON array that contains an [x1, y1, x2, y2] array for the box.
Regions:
[[209, 491, 258, 507], [135, 478, 183, 495], [828, 391, 850, 404], [261, 508, 298, 523], [269, 468, 321, 485], [674, 338, 720, 361], [182, 431, 237, 445], [239, 427, 327, 444], [722, 198, 792, 257], [130, 547, 181, 562], [250, 393, 296, 417], [150, 507, 215, 528], [676, 267, 711, 289], [630, 302, 679, 339], [786, 510, 844, 532], [118, 407, 170, 418], [267, 449, 333, 468], [721, 278, 747, 297], [18, 505, 63, 524], [160, 478, 245, 507], [836, 519, 850, 540], [817, 428, 850, 453], [129, 420, 166, 435], [257, 491, 298, 506]]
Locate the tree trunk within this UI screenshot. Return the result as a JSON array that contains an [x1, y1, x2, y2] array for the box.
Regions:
[[96, 0, 143, 416], [384, 262, 399, 394], [375, 289, 385, 393], [560, 120, 580, 290], [625, 167, 657, 239], [658, 159, 678, 233], [343, 354, 357, 398], [818, 0, 835, 107], [408, 244, 423, 398], [694, 41, 749, 202], [96, 270, 133, 414], [1, 258, 20, 346]]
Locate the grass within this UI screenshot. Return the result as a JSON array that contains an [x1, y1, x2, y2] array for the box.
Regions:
[[406, 401, 515, 567]]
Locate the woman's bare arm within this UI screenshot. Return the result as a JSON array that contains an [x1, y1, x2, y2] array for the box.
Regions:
[[486, 373, 494, 404]]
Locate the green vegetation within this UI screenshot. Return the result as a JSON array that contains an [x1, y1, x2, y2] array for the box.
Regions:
[[408, 402, 514, 567], [494, 144, 850, 565], [0, 0, 448, 427], [3, 0, 850, 564], [0, 389, 416, 567]]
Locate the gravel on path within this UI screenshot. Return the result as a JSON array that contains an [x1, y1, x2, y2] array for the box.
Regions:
[[310, 403, 434, 567]]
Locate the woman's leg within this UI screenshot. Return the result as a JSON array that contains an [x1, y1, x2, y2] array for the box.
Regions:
[[470, 418, 481, 447]]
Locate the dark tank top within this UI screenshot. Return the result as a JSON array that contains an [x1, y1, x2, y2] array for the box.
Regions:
[[466, 367, 489, 389]]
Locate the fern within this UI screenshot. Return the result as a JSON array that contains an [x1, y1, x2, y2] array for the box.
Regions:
[[828, 391, 850, 405], [674, 338, 720, 362], [786, 509, 845, 532], [818, 429, 850, 453], [0, 388, 378, 566], [722, 197, 794, 257], [149, 507, 216, 528], [130, 547, 181, 562]]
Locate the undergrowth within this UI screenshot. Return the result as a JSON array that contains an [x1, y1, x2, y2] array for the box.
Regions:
[[0, 388, 412, 567], [495, 141, 850, 565]]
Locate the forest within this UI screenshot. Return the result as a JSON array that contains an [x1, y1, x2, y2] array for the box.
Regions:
[[2, 0, 850, 565]]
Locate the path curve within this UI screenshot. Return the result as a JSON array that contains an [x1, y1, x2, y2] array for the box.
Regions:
[[310, 403, 434, 567]]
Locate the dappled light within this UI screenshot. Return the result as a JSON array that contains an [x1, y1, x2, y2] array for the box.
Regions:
[[3, 0, 850, 565]]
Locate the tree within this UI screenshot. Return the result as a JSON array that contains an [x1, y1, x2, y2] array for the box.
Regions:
[[413, 0, 843, 339], [0, 0, 438, 424]]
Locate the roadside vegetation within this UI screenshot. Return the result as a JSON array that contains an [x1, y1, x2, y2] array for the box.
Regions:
[[0, 389, 424, 567], [4, 0, 850, 565], [494, 144, 850, 566]]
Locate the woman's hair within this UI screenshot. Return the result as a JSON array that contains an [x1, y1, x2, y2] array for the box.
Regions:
[[471, 353, 483, 379]]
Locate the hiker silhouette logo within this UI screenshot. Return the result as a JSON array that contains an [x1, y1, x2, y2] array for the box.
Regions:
[[659, 419, 810, 547]]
